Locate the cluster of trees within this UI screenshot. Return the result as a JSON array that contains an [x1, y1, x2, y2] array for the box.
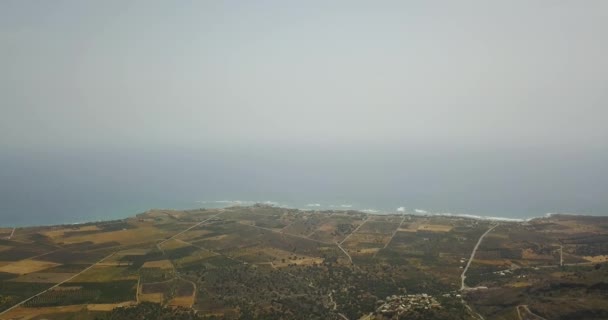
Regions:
[[95, 302, 202, 320]]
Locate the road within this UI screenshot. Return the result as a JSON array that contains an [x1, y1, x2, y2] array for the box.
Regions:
[[0, 252, 116, 317], [516, 305, 547, 320], [174, 238, 244, 264], [1, 212, 224, 316], [336, 242, 353, 264], [158, 212, 223, 246], [7, 227, 15, 240], [339, 216, 369, 245], [237, 221, 335, 245], [461, 224, 498, 290]]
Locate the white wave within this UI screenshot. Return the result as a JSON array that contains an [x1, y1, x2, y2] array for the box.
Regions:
[[215, 200, 251, 204], [362, 209, 379, 213], [340, 204, 352, 208], [415, 209, 428, 214], [433, 212, 526, 222], [396, 207, 406, 212], [545, 212, 586, 217], [307, 203, 321, 207]]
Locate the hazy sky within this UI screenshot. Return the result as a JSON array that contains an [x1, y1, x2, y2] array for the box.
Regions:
[[2, 1, 607, 149], [1, 1, 608, 223]]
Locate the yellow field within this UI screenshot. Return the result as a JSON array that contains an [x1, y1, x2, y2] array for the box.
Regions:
[[60, 226, 168, 245], [10, 272, 76, 283], [42, 225, 101, 239], [87, 302, 134, 311], [159, 239, 191, 250], [417, 224, 453, 232], [142, 259, 174, 269], [0, 259, 60, 275], [583, 255, 608, 263]]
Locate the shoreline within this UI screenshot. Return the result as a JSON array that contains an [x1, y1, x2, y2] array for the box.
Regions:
[[1, 204, 604, 229]]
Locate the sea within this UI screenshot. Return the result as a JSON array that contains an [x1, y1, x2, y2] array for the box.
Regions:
[[2, 145, 607, 227]]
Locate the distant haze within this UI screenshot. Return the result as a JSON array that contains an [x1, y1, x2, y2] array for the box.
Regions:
[[1, 1, 607, 226]]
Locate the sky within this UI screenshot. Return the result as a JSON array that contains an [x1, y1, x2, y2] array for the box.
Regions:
[[1, 1, 607, 223]]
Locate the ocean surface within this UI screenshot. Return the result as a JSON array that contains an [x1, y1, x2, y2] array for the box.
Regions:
[[2, 145, 607, 227]]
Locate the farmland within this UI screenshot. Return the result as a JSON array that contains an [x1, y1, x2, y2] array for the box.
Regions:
[[1, 206, 607, 319]]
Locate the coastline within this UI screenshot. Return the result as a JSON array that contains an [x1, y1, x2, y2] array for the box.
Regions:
[[1, 201, 604, 229]]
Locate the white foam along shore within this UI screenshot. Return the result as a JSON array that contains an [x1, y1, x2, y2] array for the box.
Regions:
[[196, 200, 597, 222]]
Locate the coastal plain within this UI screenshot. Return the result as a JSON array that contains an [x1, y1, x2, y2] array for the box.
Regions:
[[1, 206, 607, 319]]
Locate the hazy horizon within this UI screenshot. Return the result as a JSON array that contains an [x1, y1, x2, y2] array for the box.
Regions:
[[1, 1, 607, 226]]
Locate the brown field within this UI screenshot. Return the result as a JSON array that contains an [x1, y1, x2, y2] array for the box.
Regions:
[[417, 224, 453, 232], [317, 223, 335, 232], [473, 259, 512, 266], [356, 248, 381, 254], [159, 239, 191, 251], [10, 272, 75, 283], [272, 256, 324, 268], [142, 259, 174, 269], [103, 248, 150, 264], [0, 259, 61, 274], [169, 295, 195, 308], [172, 250, 218, 266], [139, 292, 164, 303], [0, 305, 85, 320], [0, 245, 12, 252], [342, 233, 392, 247], [117, 248, 149, 255], [522, 248, 555, 260], [200, 234, 229, 241]]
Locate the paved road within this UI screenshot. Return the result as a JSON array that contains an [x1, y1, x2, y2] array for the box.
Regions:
[[461, 224, 498, 290]]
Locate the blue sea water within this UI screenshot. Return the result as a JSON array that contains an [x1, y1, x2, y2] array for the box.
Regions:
[[1, 145, 607, 227]]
